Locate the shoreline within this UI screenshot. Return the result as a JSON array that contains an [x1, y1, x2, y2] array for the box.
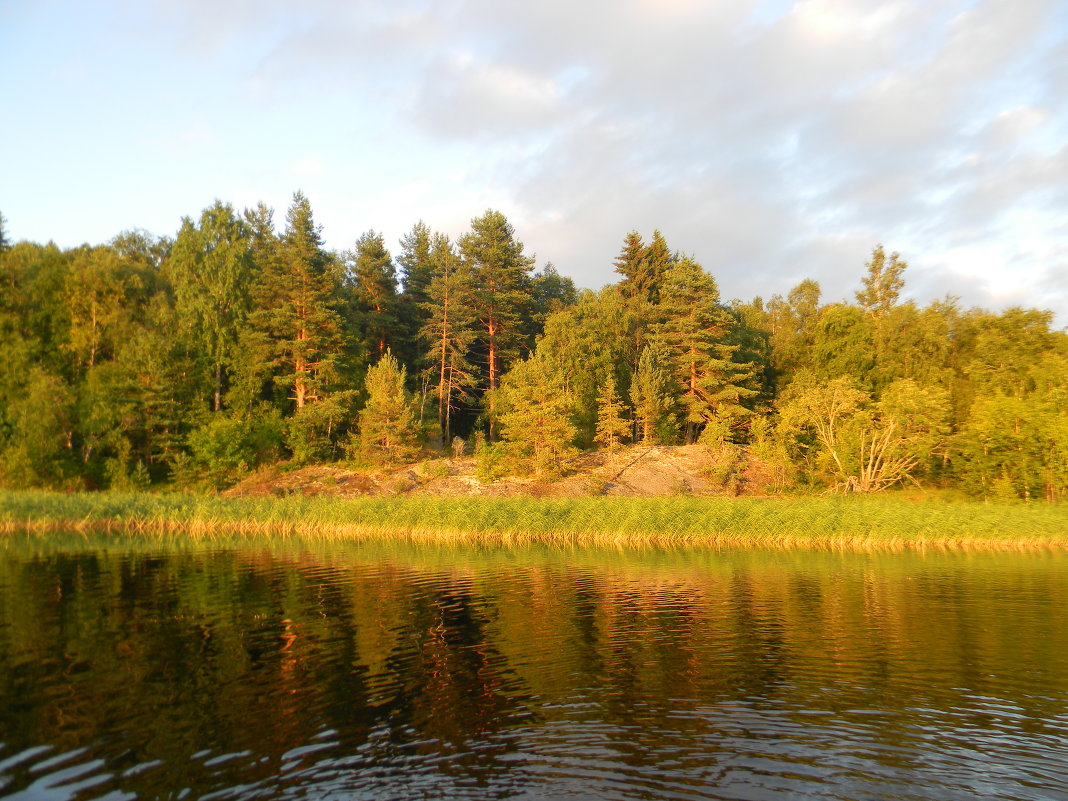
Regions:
[[2, 490, 1066, 552]]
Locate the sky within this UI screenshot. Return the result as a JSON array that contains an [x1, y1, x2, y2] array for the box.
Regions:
[[2, 0, 1066, 325]]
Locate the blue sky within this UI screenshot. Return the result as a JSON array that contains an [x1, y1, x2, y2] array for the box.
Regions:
[[2, 0, 1066, 324]]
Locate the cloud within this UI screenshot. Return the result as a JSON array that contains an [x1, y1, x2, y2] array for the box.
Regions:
[[17, 0, 1068, 324]]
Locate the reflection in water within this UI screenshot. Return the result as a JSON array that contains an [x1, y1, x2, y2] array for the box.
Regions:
[[1, 535, 1067, 800]]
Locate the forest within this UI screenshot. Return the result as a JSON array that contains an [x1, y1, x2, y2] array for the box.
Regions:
[[0, 195, 1066, 501]]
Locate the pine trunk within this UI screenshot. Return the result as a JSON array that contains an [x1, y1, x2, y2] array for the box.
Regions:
[[487, 321, 498, 441]]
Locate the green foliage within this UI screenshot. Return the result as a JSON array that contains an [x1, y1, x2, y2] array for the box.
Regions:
[[168, 201, 254, 411], [536, 286, 647, 446], [459, 209, 536, 439], [249, 191, 345, 410], [358, 350, 420, 463], [397, 220, 434, 309], [655, 256, 757, 442], [105, 438, 151, 492], [748, 415, 798, 491], [498, 355, 578, 477], [630, 343, 677, 444], [420, 234, 478, 442], [779, 374, 950, 493], [613, 230, 646, 294], [2, 206, 1066, 503], [474, 441, 512, 483], [856, 245, 906, 318], [809, 304, 876, 384], [766, 280, 822, 387], [954, 392, 1068, 501], [529, 263, 578, 333], [698, 415, 745, 493], [289, 391, 358, 464], [347, 229, 399, 359], [0, 369, 76, 488], [181, 414, 271, 489], [594, 376, 630, 450]]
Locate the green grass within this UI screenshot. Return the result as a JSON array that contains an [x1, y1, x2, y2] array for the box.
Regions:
[[1, 490, 1066, 550]]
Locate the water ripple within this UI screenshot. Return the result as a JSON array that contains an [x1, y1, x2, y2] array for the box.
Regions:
[[2, 542, 1067, 799]]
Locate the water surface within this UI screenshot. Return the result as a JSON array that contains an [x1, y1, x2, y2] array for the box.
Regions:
[[1, 534, 1066, 800]]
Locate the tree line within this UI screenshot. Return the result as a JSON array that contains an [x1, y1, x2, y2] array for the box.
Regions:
[[0, 199, 1066, 500]]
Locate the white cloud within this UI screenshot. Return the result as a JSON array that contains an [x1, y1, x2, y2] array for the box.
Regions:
[[6, 0, 1068, 324]]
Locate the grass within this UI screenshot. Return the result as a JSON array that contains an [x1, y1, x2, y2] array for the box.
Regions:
[[0, 490, 1066, 551]]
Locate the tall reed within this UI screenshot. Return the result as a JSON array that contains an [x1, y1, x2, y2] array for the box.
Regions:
[[1, 490, 1066, 551]]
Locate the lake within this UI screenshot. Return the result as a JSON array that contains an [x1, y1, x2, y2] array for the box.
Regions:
[[1, 533, 1066, 800]]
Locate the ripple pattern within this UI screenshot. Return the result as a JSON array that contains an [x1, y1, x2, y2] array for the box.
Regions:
[[1, 540, 1067, 800]]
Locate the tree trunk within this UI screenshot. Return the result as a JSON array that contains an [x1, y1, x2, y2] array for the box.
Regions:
[[487, 321, 498, 441], [214, 363, 223, 412]]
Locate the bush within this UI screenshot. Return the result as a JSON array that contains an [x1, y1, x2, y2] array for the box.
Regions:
[[181, 409, 285, 490], [288, 393, 357, 464], [475, 442, 511, 483]]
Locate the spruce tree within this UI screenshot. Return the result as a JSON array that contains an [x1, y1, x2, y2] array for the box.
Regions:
[[630, 343, 676, 444], [614, 229, 672, 304], [396, 221, 435, 368], [0, 211, 10, 254], [347, 230, 399, 359], [642, 229, 673, 304], [398, 221, 434, 309], [614, 230, 646, 298], [459, 210, 535, 440], [249, 191, 343, 410], [594, 375, 629, 450]]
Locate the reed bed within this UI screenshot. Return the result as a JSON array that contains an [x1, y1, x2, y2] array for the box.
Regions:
[[2, 490, 1066, 551]]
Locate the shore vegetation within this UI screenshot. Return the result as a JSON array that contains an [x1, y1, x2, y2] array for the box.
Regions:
[[2, 201, 1067, 502], [2, 490, 1066, 551]]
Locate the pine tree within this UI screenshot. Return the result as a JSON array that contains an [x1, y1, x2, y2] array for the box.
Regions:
[[358, 349, 420, 463], [420, 234, 478, 442], [249, 192, 343, 410], [594, 375, 629, 450], [459, 210, 535, 440], [656, 257, 756, 442]]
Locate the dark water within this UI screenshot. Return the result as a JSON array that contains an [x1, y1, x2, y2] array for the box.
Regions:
[[2, 535, 1067, 800]]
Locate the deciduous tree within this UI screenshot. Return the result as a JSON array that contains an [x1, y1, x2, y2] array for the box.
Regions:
[[169, 201, 254, 411]]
